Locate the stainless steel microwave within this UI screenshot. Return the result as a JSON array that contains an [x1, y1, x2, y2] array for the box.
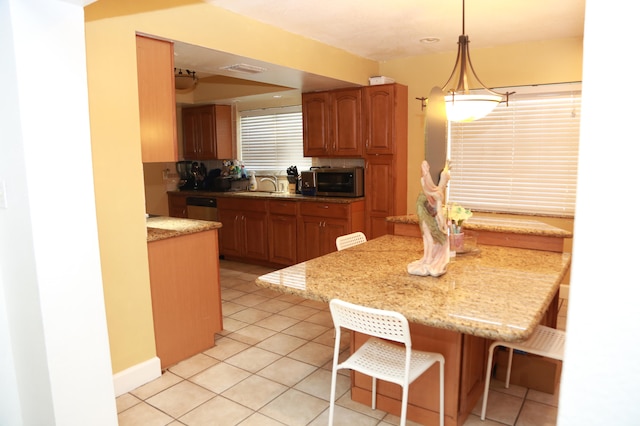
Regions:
[[301, 167, 364, 197]]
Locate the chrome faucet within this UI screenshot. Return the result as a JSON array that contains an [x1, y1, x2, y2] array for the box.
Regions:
[[260, 175, 279, 192]]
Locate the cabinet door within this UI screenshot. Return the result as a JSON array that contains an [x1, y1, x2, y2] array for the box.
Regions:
[[365, 157, 395, 238], [302, 92, 331, 157], [213, 105, 234, 159], [242, 211, 269, 261], [332, 89, 362, 157], [363, 84, 395, 155], [198, 106, 216, 159], [136, 35, 177, 162], [218, 209, 243, 257], [182, 107, 200, 159], [183, 105, 233, 160], [167, 193, 188, 218], [321, 218, 350, 255], [299, 216, 323, 261], [269, 214, 297, 265]]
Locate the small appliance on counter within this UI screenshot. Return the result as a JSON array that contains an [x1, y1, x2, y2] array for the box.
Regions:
[[300, 167, 364, 197], [175, 161, 207, 190], [300, 170, 317, 196]]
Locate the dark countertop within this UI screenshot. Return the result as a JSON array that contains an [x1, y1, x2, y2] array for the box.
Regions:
[[169, 190, 364, 204]]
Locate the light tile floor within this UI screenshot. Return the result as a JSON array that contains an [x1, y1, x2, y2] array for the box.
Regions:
[[116, 259, 563, 426]]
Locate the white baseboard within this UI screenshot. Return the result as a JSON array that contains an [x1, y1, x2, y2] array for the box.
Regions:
[[112, 356, 161, 396]]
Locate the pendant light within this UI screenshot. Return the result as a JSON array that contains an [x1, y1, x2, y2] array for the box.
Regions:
[[174, 68, 198, 91], [441, 0, 513, 122]]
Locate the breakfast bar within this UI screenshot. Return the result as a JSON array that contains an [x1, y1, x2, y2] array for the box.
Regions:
[[256, 233, 571, 425]]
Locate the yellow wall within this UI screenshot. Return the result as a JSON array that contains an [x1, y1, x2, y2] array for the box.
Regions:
[[379, 37, 584, 213], [84, 0, 378, 373], [84, 0, 582, 374]]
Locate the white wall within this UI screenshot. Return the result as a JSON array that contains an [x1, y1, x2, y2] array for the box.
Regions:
[[0, 0, 117, 424], [557, 0, 640, 424]]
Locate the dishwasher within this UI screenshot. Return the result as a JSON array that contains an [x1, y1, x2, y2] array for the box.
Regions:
[[186, 197, 218, 221]]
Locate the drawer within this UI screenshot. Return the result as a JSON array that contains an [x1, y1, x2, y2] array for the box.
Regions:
[[300, 202, 349, 219], [218, 198, 267, 212], [269, 200, 298, 216]]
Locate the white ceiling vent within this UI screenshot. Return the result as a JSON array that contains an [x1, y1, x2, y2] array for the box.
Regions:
[[220, 63, 267, 74]]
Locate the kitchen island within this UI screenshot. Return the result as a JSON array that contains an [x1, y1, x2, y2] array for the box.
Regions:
[[146, 216, 223, 369], [255, 234, 570, 425]]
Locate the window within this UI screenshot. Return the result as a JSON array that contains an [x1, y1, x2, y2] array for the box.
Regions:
[[239, 106, 311, 172], [448, 83, 581, 217]]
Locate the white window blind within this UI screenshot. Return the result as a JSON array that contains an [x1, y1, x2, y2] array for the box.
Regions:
[[240, 107, 311, 172], [448, 84, 581, 217]]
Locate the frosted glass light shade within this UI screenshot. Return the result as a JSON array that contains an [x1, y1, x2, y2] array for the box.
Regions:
[[444, 94, 502, 122]]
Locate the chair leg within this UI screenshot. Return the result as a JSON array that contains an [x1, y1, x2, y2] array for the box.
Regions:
[[400, 385, 409, 426], [481, 343, 498, 421], [328, 330, 342, 426], [439, 359, 444, 426], [371, 377, 377, 409], [505, 347, 514, 389], [328, 366, 338, 426]]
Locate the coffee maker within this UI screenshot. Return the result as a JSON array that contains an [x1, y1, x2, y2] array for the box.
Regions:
[[177, 161, 207, 190], [175, 161, 192, 190]]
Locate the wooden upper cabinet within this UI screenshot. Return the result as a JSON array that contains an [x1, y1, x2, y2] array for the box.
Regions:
[[302, 92, 330, 156], [303, 88, 362, 157], [182, 104, 234, 161], [363, 84, 396, 155], [136, 35, 178, 163]]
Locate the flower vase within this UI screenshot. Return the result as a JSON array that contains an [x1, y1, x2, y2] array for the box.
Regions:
[[450, 232, 465, 253]]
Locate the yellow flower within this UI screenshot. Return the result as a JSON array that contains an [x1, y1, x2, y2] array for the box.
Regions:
[[448, 203, 473, 232]]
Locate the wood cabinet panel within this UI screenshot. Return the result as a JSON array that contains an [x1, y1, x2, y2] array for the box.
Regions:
[[302, 92, 330, 157], [147, 230, 222, 369], [136, 35, 177, 163], [218, 198, 268, 262], [167, 192, 188, 218], [303, 88, 362, 157], [182, 105, 233, 160], [363, 84, 396, 155], [298, 200, 365, 261], [269, 200, 298, 265], [363, 84, 408, 238]]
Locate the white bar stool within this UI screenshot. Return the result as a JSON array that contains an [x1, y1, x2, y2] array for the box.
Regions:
[[328, 299, 444, 426], [481, 325, 565, 421]]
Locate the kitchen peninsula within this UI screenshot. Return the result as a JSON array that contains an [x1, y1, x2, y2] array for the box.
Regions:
[[255, 232, 571, 425], [146, 216, 223, 369]]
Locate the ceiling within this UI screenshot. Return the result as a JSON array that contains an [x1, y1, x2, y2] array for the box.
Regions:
[[173, 0, 585, 106]]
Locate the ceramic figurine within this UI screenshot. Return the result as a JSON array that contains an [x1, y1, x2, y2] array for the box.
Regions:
[[408, 160, 451, 277]]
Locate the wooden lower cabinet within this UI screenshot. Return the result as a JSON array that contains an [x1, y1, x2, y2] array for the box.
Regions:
[[167, 192, 188, 218], [268, 200, 298, 265], [351, 324, 488, 426], [147, 229, 223, 369], [218, 198, 269, 262], [298, 200, 365, 261]]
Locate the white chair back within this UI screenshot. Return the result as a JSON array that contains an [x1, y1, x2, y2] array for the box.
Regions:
[[336, 231, 367, 251]]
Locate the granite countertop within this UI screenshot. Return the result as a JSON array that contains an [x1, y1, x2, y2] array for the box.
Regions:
[[146, 216, 222, 242], [387, 214, 573, 238], [256, 234, 571, 342], [170, 190, 363, 204]]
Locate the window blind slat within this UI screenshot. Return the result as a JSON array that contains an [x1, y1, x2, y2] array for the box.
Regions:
[[448, 85, 581, 216], [240, 109, 311, 172]]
